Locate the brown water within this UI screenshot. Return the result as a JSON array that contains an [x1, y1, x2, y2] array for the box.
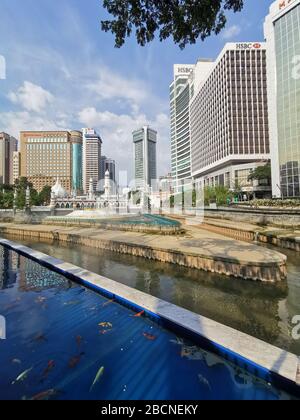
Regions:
[[2, 234, 300, 356]]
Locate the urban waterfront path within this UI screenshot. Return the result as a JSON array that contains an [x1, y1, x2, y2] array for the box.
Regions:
[[0, 222, 287, 283]]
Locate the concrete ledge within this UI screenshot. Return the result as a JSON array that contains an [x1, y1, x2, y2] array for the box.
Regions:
[[0, 223, 287, 283], [198, 219, 300, 252], [0, 237, 299, 397], [43, 217, 184, 235]]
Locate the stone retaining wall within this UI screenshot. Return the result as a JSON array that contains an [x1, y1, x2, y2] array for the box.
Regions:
[[204, 208, 300, 228], [0, 224, 287, 283], [199, 222, 300, 252], [43, 219, 183, 235]]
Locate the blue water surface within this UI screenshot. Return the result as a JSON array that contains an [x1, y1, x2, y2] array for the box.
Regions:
[[0, 246, 293, 400]]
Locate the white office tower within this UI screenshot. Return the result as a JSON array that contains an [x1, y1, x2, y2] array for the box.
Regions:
[[264, 0, 300, 198], [133, 126, 157, 189], [190, 43, 271, 198], [82, 128, 102, 194], [170, 63, 213, 192]]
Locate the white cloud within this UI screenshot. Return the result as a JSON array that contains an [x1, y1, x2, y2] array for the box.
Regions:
[[221, 25, 241, 40], [7, 81, 54, 112], [86, 68, 147, 106], [0, 111, 67, 139]]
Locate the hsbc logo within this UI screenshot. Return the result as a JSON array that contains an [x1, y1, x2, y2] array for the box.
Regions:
[[177, 68, 193, 74], [279, 0, 296, 11], [236, 43, 262, 50]]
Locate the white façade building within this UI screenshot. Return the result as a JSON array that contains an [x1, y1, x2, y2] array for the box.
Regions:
[[190, 43, 272, 197], [170, 63, 214, 192], [170, 64, 195, 191], [264, 0, 300, 198]]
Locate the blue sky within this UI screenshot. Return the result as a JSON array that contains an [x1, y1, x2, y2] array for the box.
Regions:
[[0, 0, 274, 178]]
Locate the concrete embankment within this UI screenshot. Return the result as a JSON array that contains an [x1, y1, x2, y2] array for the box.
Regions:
[[196, 219, 300, 252], [0, 223, 287, 283]]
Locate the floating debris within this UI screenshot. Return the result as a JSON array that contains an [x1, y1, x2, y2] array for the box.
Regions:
[[11, 359, 22, 365]]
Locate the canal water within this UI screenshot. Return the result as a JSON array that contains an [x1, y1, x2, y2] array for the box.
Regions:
[[2, 235, 300, 356]]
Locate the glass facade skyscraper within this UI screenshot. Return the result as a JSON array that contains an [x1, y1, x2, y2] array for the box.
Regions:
[[265, 0, 300, 197]]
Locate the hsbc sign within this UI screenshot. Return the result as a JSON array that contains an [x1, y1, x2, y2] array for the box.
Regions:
[[236, 43, 262, 50], [278, 0, 297, 11], [177, 68, 193, 74]]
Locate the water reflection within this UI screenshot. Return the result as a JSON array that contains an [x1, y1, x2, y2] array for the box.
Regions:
[[0, 246, 69, 292], [0, 247, 18, 290], [2, 235, 300, 356]]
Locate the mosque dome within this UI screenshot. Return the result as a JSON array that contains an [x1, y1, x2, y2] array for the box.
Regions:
[[51, 179, 67, 198]]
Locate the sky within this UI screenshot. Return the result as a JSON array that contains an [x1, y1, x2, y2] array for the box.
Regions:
[[0, 0, 274, 180]]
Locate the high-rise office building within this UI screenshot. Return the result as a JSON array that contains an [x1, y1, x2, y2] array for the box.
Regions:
[[264, 0, 300, 198], [82, 128, 102, 193], [133, 126, 157, 188], [100, 156, 116, 183], [170, 63, 214, 191], [12, 151, 20, 183], [20, 130, 83, 193], [170, 65, 194, 190], [190, 43, 271, 197], [0, 132, 18, 185]]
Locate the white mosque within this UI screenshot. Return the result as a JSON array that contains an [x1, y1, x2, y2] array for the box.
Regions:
[[50, 170, 130, 214]]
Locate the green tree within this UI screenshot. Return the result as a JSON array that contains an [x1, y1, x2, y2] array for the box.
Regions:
[[215, 185, 231, 206], [38, 185, 52, 206], [101, 0, 244, 49], [248, 163, 271, 185]]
